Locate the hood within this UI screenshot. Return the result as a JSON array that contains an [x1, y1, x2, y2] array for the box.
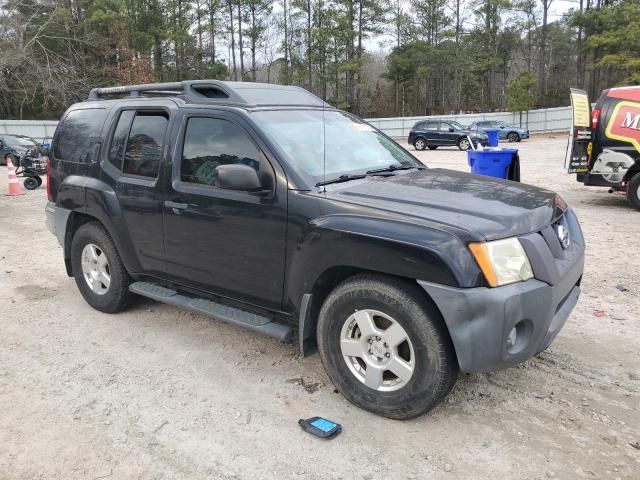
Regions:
[[323, 169, 563, 241]]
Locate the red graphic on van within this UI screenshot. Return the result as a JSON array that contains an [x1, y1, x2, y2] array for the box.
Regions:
[[606, 101, 640, 152]]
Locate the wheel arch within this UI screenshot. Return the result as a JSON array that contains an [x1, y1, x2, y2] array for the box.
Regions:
[[507, 131, 520, 141], [62, 208, 140, 277], [299, 267, 455, 357], [623, 159, 640, 182]]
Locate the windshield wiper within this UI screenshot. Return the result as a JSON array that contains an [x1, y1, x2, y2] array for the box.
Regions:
[[365, 164, 424, 175], [316, 174, 367, 187]]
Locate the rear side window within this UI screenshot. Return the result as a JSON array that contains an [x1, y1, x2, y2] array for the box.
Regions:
[[180, 117, 266, 187], [424, 122, 438, 131], [107, 111, 168, 178], [54, 108, 107, 162]]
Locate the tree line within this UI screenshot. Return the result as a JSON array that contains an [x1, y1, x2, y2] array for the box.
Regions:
[[0, 0, 638, 120]]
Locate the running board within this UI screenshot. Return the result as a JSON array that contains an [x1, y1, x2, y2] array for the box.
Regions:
[[129, 282, 293, 343]]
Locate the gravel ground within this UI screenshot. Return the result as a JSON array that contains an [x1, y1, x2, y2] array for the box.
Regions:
[[0, 135, 639, 479]]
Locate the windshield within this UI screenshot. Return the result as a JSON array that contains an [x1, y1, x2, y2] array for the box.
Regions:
[[449, 121, 465, 131], [251, 110, 421, 185], [3, 136, 38, 147]]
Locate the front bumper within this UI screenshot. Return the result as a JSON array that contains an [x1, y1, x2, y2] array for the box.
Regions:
[[418, 210, 584, 373]]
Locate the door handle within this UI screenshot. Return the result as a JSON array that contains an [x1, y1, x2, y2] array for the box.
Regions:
[[164, 200, 188, 214]]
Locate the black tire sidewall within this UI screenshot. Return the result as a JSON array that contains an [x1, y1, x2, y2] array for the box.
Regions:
[[71, 222, 131, 313], [627, 173, 640, 211], [317, 277, 457, 419], [508, 132, 519, 142], [24, 177, 38, 190]]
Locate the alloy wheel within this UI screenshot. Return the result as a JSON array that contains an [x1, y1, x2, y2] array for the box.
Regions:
[[81, 243, 111, 295], [340, 309, 415, 392]]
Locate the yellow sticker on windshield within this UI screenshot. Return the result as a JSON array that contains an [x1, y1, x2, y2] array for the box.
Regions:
[[349, 122, 374, 132]]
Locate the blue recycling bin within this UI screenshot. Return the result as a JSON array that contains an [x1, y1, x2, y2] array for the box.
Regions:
[[467, 148, 518, 180], [485, 129, 500, 147]]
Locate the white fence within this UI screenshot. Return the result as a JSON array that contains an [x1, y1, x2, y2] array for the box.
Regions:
[[0, 106, 571, 141], [0, 120, 58, 142], [365, 106, 572, 138]]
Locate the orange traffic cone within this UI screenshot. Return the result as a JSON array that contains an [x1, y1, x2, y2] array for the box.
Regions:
[[5, 157, 25, 196]]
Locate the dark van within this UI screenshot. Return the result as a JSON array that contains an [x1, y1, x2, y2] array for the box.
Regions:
[[568, 86, 640, 210]]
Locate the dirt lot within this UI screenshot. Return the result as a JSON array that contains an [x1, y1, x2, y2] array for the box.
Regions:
[[0, 135, 639, 480]]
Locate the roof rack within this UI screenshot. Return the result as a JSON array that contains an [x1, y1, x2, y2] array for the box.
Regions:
[[87, 80, 329, 108]]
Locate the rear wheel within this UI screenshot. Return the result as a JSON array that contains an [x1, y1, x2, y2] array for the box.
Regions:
[[317, 274, 458, 419], [507, 132, 520, 143], [627, 173, 640, 211], [457, 137, 471, 151], [71, 222, 134, 313], [413, 137, 427, 151]]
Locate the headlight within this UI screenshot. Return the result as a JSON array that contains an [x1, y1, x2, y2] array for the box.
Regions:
[[469, 238, 533, 287]]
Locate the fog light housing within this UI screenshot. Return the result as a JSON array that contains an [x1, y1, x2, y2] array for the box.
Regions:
[[505, 320, 533, 355]]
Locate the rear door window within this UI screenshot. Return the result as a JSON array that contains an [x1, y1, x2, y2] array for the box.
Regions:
[[54, 108, 107, 162], [425, 122, 438, 131], [107, 111, 168, 178]]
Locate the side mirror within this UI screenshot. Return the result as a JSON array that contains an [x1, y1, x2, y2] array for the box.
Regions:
[[215, 164, 263, 192], [448, 127, 455, 132]]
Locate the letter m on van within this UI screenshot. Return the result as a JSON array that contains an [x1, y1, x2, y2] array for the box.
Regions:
[[606, 101, 640, 152]]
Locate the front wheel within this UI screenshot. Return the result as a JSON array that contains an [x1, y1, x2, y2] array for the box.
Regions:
[[507, 132, 520, 143], [627, 173, 640, 211], [317, 274, 458, 419], [4, 154, 18, 167], [457, 138, 471, 151], [71, 222, 134, 313]]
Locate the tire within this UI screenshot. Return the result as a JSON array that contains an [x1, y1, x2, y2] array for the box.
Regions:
[[457, 137, 471, 151], [4, 154, 18, 167], [427, 145, 438, 150], [507, 132, 520, 143], [23, 177, 39, 190], [413, 137, 427, 151], [35, 176, 43, 187], [317, 274, 459, 419], [627, 172, 640, 211], [70, 221, 134, 313]]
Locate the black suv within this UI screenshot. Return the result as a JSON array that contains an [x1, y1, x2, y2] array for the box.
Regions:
[[408, 119, 488, 151], [45, 81, 584, 419]]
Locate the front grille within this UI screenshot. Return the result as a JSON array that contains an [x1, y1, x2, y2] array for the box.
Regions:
[[519, 210, 584, 286]]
